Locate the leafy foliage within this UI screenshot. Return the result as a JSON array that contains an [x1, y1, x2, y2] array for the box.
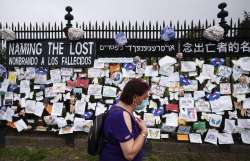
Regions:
[[237, 11, 250, 38], [0, 47, 7, 66]]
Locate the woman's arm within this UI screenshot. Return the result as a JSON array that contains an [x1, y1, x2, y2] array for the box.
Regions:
[[120, 111, 147, 161]]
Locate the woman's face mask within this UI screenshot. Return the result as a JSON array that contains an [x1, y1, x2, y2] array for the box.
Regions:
[[134, 91, 149, 111], [136, 99, 149, 111]]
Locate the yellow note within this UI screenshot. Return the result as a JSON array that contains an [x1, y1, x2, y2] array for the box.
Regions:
[[177, 134, 189, 141], [8, 71, 17, 84]]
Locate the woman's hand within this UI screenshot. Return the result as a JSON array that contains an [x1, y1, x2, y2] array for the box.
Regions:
[[135, 117, 148, 135]]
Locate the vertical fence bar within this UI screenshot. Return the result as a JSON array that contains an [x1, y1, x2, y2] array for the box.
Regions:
[[41, 22, 45, 39], [237, 18, 241, 37], [205, 19, 208, 29], [88, 22, 91, 38], [183, 20, 186, 39], [34, 23, 38, 39], [54, 22, 57, 39], [47, 23, 50, 39], [29, 22, 32, 39], [138, 25, 141, 39], [82, 22, 85, 39], [118, 23, 121, 34], [125, 23, 128, 40], [128, 21, 131, 39], [176, 21, 179, 39], [84, 22, 87, 38], [5, 23, 8, 30], [111, 23, 114, 39], [156, 21, 159, 39], [24, 23, 27, 39], [101, 21, 105, 39], [198, 20, 201, 38], [60, 22, 64, 38], [11, 23, 14, 34], [180, 23, 183, 39], [190, 20, 194, 39], [142, 21, 145, 39], [233, 19, 238, 38], [104, 23, 108, 39], [135, 21, 138, 39], [107, 22, 111, 39], [52, 22, 55, 39], [161, 21, 165, 37], [148, 21, 151, 40], [152, 22, 155, 39], [95, 21, 98, 39], [115, 21, 118, 38], [229, 18, 233, 37], [0, 23, 2, 49], [45, 24, 48, 39], [122, 21, 124, 33], [20, 24, 23, 39], [0, 20, 241, 40]]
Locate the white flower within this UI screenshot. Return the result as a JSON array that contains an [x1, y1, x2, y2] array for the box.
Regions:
[[203, 25, 224, 41], [68, 28, 84, 40], [0, 29, 16, 41]]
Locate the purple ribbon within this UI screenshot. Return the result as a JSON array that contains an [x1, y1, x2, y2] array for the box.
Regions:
[[35, 68, 48, 74], [115, 32, 127, 46], [206, 91, 220, 101], [0, 64, 7, 78], [111, 72, 123, 84], [210, 58, 225, 66], [180, 75, 191, 86], [84, 111, 93, 119], [160, 27, 175, 41], [123, 63, 136, 71], [8, 84, 19, 92], [152, 106, 165, 116]]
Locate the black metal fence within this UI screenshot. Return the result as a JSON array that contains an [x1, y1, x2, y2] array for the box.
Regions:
[[0, 18, 244, 41]]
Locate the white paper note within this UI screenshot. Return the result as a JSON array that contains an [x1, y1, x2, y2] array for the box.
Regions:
[[241, 129, 250, 144], [95, 103, 107, 116], [189, 133, 202, 144], [56, 117, 67, 128], [75, 100, 86, 115], [51, 102, 63, 116], [25, 100, 36, 114], [224, 119, 236, 134], [73, 117, 85, 131], [34, 101, 44, 117], [218, 133, 234, 144], [15, 119, 28, 132], [50, 69, 62, 83], [204, 129, 218, 145], [162, 113, 178, 127], [181, 61, 196, 72]]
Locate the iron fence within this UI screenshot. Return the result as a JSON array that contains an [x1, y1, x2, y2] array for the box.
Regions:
[[0, 19, 244, 41]]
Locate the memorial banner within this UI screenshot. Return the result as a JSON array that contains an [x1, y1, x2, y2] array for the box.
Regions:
[[6, 39, 96, 67]]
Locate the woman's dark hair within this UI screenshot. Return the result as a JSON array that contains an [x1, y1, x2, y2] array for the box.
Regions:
[[120, 78, 150, 105]]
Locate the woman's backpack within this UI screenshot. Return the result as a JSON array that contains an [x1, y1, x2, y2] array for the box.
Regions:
[[87, 107, 127, 155], [87, 111, 107, 155]]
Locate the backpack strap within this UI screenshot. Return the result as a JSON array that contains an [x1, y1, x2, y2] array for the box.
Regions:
[[108, 105, 131, 116], [103, 105, 133, 145]]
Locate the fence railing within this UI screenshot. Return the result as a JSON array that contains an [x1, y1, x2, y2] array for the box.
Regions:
[[0, 18, 244, 40]]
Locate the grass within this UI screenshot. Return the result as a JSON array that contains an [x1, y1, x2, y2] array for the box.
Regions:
[[0, 147, 98, 161], [0, 147, 47, 161], [1, 147, 250, 161]]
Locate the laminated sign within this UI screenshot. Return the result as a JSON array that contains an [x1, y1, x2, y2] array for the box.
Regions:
[[6, 39, 96, 67]]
